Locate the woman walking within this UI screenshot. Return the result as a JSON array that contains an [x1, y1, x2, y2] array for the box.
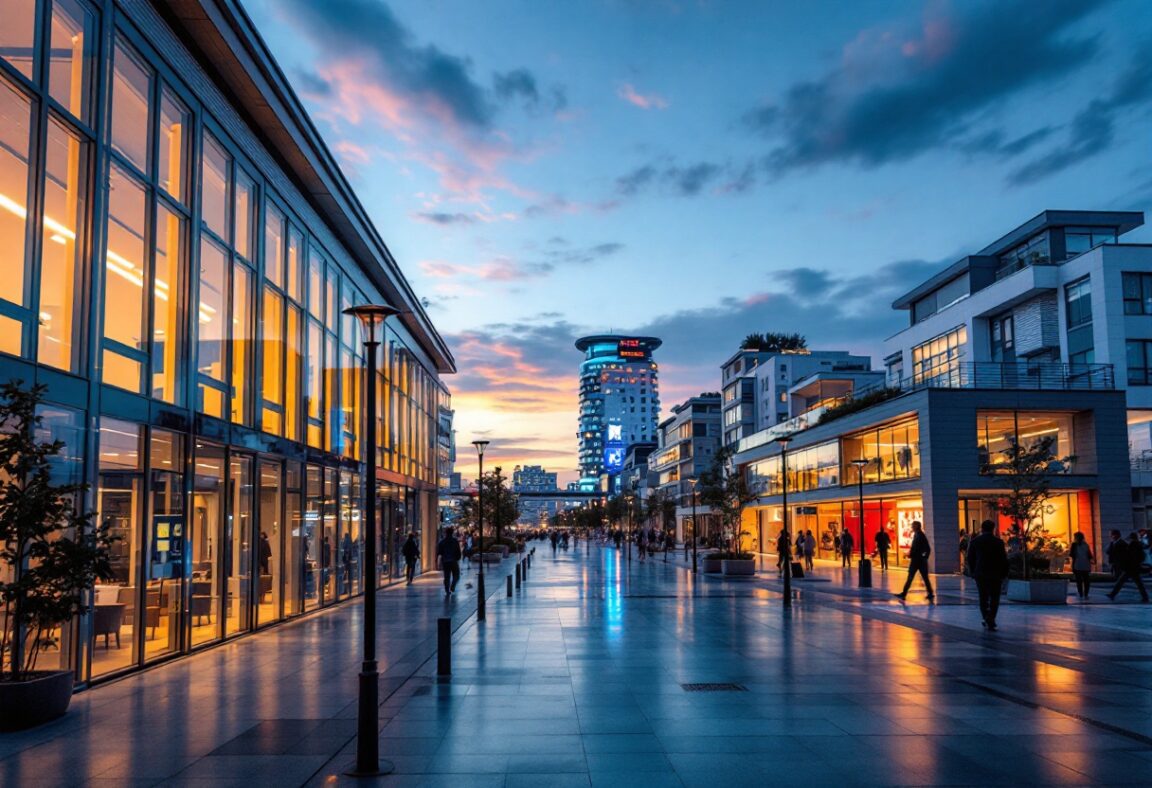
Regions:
[[1070, 532, 1093, 600]]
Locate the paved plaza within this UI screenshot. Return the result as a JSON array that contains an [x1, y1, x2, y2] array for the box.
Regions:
[[3, 544, 1152, 787]]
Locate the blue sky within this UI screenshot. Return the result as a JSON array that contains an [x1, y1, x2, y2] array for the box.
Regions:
[[244, 0, 1152, 484]]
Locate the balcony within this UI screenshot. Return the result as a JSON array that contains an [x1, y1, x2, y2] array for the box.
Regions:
[[908, 362, 1114, 391]]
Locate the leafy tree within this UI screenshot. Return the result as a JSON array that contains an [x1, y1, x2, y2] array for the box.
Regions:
[[981, 434, 1074, 580], [1, 382, 114, 681], [644, 489, 677, 539], [739, 332, 807, 353], [477, 467, 519, 545], [697, 445, 760, 556]]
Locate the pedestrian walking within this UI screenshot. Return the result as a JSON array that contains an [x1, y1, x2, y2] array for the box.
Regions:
[[895, 521, 934, 602], [966, 520, 1008, 630], [637, 529, 648, 560], [776, 528, 790, 574], [1105, 529, 1126, 579], [958, 530, 970, 576], [804, 529, 816, 571], [794, 532, 807, 565], [401, 531, 420, 585], [437, 526, 462, 595], [1069, 531, 1094, 600], [1106, 532, 1150, 603], [874, 528, 891, 571], [840, 530, 854, 567]]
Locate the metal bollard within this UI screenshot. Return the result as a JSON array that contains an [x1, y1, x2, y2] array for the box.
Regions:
[[515, 563, 521, 588], [437, 617, 451, 676], [506, 575, 513, 597], [477, 573, 486, 621]]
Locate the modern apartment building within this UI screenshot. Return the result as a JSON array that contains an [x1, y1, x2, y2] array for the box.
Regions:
[[0, 0, 454, 685], [574, 334, 661, 490], [720, 348, 873, 446], [733, 210, 1142, 572], [649, 393, 722, 543], [513, 464, 559, 524]]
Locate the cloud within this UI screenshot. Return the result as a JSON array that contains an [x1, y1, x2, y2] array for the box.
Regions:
[[615, 158, 732, 197], [1008, 48, 1152, 184], [415, 212, 478, 225], [744, 0, 1110, 177], [418, 242, 624, 285], [617, 83, 669, 110]]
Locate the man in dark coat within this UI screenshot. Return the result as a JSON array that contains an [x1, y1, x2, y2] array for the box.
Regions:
[[437, 527, 462, 595], [966, 520, 1009, 630], [874, 529, 891, 571], [1107, 532, 1150, 602], [401, 532, 420, 585], [896, 521, 934, 602]]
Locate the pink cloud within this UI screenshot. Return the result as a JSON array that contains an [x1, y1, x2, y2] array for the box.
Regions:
[[617, 83, 670, 110]]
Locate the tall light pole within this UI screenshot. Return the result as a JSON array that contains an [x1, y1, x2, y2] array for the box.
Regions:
[[343, 303, 399, 777], [852, 457, 873, 588], [778, 436, 792, 609], [689, 477, 699, 573], [472, 440, 489, 621]]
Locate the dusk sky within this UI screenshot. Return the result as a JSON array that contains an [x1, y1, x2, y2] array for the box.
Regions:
[[244, 0, 1152, 486]]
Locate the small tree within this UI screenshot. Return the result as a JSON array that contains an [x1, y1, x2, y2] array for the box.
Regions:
[[981, 434, 1074, 580], [1, 382, 114, 681], [698, 445, 760, 556], [478, 467, 519, 544]]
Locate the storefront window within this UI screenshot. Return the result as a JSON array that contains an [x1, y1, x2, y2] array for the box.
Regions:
[[145, 430, 183, 663], [37, 117, 86, 371], [841, 418, 920, 484], [977, 411, 1073, 472], [321, 467, 338, 603], [225, 454, 252, 635], [0, 80, 31, 337], [94, 419, 143, 677], [191, 441, 224, 646], [303, 465, 321, 610], [47, 0, 94, 123], [110, 40, 151, 174], [284, 463, 303, 616], [256, 460, 281, 627]]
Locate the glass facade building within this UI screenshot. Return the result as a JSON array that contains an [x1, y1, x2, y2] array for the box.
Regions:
[[574, 335, 661, 490], [0, 0, 454, 684]]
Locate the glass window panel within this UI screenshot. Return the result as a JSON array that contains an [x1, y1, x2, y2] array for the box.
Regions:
[[326, 270, 338, 328], [47, 0, 94, 122], [38, 117, 86, 371], [307, 252, 322, 318], [303, 466, 321, 610], [94, 419, 143, 677], [326, 333, 338, 453], [225, 454, 252, 635], [0, 312, 21, 354], [152, 202, 182, 402], [234, 171, 253, 261], [102, 347, 140, 391], [110, 40, 151, 173], [285, 305, 301, 442], [287, 228, 301, 302], [190, 441, 224, 646], [157, 89, 188, 204], [263, 202, 283, 287], [200, 133, 228, 241], [256, 461, 281, 626], [261, 285, 282, 434], [231, 264, 252, 424], [0, 80, 31, 308], [103, 164, 147, 354], [197, 238, 226, 384], [283, 465, 302, 616], [0, 0, 36, 79]]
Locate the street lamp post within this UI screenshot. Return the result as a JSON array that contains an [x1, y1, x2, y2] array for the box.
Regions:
[[343, 303, 399, 776], [851, 458, 873, 588], [473, 440, 490, 621], [689, 478, 699, 574], [779, 436, 792, 609]]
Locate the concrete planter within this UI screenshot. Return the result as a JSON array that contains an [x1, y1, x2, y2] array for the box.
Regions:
[[481, 552, 503, 564], [700, 556, 723, 573], [0, 670, 74, 731], [721, 559, 756, 576], [1006, 578, 1069, 605]]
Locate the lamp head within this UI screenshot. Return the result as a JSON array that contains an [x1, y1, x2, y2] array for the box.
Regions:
[[472, 439, 490, 457], [776, 436, 792, 450], [343, 304, 400, 342], [851, 458, 870, 468]]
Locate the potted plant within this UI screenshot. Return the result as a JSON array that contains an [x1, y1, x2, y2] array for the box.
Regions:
[[1, 382, 115, 730], [982, 434, 1073, 605], [699, 445, 759, 577]]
